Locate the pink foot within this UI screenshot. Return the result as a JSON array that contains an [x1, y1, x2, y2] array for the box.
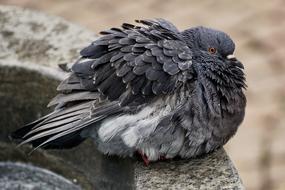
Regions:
[[159, 155, 167, 160], [137, 151, 150, 166]]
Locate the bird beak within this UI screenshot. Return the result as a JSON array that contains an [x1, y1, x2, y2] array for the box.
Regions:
[[226, 54, 244, 69], [226, 54, 236, 59]]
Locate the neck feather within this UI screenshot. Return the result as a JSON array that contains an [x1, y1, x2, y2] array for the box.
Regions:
[[195, 63, 246, 116]]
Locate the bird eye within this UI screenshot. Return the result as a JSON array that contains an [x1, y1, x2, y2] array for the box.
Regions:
[[208, 47, 217, 54]]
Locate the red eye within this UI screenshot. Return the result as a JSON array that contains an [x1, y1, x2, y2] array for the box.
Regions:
[[208, 47, 217, 54]]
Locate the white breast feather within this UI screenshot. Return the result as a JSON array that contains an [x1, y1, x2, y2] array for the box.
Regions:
[[98, 106, 154, 142]]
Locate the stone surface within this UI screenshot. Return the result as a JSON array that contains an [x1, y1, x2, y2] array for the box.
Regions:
[[0, 162, 80, 190], [0, 5, 244, 190], [0, 5, 134, 190], [0, 5, 96, 68], [135, 148, 244, 190], [0, 66, 135, 190]]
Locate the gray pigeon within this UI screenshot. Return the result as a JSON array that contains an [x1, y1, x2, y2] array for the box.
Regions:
[[12, 19, 246, 164]]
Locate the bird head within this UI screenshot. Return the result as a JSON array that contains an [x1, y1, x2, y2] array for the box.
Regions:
[[181, 26, 246, 89]]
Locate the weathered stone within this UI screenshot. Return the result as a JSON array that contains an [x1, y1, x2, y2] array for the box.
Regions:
[[0, 5, 134, 190], [0, 162, 81, 190], [0, 5, 244, 190], [0, 6, 96, 68], [135, 148, 244, 190]]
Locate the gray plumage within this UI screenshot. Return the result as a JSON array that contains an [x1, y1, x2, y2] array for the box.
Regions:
[[12, 19, 246, 161]]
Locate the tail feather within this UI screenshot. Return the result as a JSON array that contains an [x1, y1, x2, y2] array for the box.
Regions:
[[10, 111, 56, 140], [30, 115, 105, 151], [11, 100, 123, 151], [36, 101, 91, 126], [40, 108, 85, 124], [47, 91, 99, 107], [22, 115, 83, 138], [12, 102, 95, 150]]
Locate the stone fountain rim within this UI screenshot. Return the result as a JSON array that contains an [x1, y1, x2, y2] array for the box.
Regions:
[[0, 161, 77, 184], [0, 60, 66, 81]]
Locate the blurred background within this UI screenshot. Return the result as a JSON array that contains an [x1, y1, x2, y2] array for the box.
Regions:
[[0, 0, 284, 189]]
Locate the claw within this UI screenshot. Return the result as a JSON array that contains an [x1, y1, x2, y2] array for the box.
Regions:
[[137, 150, 150, 166], [159, 155, 167, 160]]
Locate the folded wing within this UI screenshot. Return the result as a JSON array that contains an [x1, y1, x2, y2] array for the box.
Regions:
[[12, 19, 195, 152]]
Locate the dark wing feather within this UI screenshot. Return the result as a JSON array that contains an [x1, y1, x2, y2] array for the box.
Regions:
[[12, 19, 195, 149], [73, 19, 194, 102]]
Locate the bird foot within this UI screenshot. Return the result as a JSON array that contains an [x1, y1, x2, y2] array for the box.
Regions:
[[137, 151, 150, 166], [137, 151, 169, 166], [159, 155, 167, 160]]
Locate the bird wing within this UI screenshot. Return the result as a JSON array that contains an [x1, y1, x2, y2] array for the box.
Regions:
[[75, 19, 194, 105], [13, 19, 195, 151]]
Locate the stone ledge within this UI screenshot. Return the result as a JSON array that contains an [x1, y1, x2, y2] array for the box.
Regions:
[[135, 148, 243, 190], [0, 5, 244, 190], [0, 162, 80, 190]]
